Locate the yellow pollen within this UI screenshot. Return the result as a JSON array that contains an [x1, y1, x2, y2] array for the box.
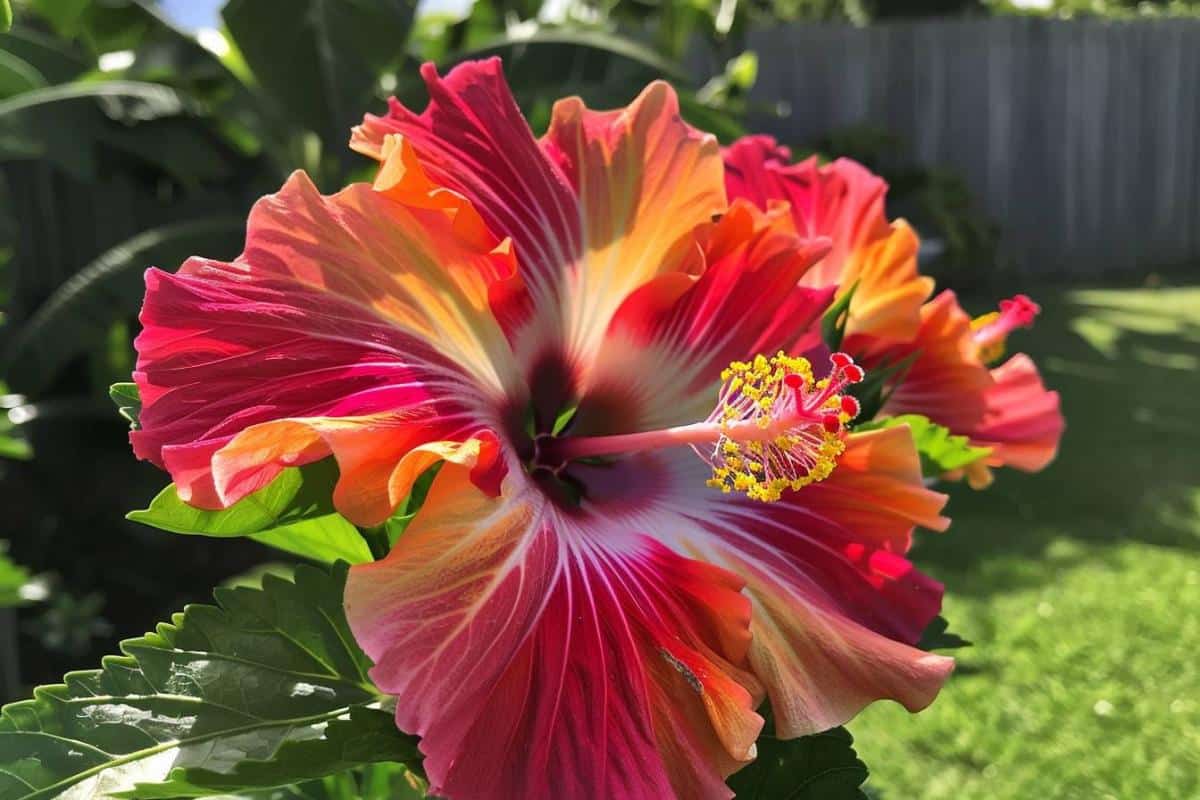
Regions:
[[699, 352, 854, 503]]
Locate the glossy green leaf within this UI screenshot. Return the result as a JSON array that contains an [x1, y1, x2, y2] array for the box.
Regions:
[[0, 50, 46, 99], [25, 0, 89, 37], [727, 725, 868, 799], [858, 414, 992, 477], [128, 461, 371, 565], [456, 29, 687, 82], [0, 80, 238, 182], [2, 218, 244, 394], [214, 762, 427, 799], [109, 382, 141, 428], [0, 427, 30, 461], [0, 563, 420, 799], [821, 282, 857, 353], [0, 28, 89, 84], [918, 615, 972, 652], [0, 1, 11, 34]]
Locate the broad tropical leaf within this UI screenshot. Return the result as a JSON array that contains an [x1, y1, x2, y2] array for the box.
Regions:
[[918, 615, 972, 652], [0, 50, 45, 99], [211, 763, 427, 799], [0, 28, 89, 84], [222, 0, 418, 153], [456, 28, 686, 81], [0, 563, 420, 799], [0, 80, 238, 181], [726, 725, 869, 799], [128, 461, 371, 566]]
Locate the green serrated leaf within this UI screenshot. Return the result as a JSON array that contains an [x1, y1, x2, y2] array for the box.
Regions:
[[821, 282, 858, 353], [128, 461, 371, 565], [727, 725, 868, 799], [918, 615, 972, 652], [0, 563, 420, 799], [858, 414, 992, 477], [109, 382, 141, 428]]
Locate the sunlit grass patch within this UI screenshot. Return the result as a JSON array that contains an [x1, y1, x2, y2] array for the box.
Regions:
[[852, 284, 1200, 799]]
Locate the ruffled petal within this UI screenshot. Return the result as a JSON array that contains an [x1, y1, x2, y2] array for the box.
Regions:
[[873, 289, 993, 431], [713, 550, 952, 738], [971, 353, 1065, 473], [723, 136, 932, 342], [345, 464, 764, 800], [682, 429, 953, 737], [800, 426, 952, 552], [725, 137, 888, 276], [542, 81, 727, 361], [352, 58, 581, 300], [581, 201, 833, 431], [355, 60, 730, 372], [132, 171, 519, 525], [870, 290, 1063, 478]]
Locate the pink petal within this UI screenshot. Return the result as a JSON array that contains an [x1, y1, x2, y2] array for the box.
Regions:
[[540, 81, 727, 362], [586, 201, 833, 431], [345, 465, 765, 800], [871, 290, 1063, 477], [724, 136, 932, 343], [132, 172, 519, 525], [973, 353, 1065, 472], [352, 58, 581, 301], [687, 431, 953, 736]]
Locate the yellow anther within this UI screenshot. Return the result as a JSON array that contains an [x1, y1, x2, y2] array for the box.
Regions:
[[701, 352, 851, 502]]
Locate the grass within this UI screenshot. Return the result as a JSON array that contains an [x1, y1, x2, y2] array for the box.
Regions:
[[850, 284, 1200, 799]]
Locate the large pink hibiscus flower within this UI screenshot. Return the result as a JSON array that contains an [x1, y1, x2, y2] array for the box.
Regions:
[[131, 60, 953, 799]]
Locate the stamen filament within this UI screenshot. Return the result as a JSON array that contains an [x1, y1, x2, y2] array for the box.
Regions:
[[543, 352, 865, 502], [548, 418, 784, 462]]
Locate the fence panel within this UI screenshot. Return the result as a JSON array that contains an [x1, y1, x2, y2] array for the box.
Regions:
[[743, 17, 1200, 277]]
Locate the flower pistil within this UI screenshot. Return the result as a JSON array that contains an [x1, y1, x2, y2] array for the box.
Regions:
[[544, 353, 864, 501]]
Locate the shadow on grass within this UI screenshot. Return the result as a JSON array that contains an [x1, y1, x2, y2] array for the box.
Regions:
[[909, 284, 1200, 595]]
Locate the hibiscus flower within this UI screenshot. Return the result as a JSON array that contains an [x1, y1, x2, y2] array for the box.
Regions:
[[131, 59, 953, 799], [724, 135, 1064, 488]]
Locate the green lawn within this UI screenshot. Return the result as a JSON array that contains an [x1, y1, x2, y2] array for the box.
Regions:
[[852, 284, 1200, 799]]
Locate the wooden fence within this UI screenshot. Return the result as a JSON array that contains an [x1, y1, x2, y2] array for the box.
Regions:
[[739, 17, 1200, 277]]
